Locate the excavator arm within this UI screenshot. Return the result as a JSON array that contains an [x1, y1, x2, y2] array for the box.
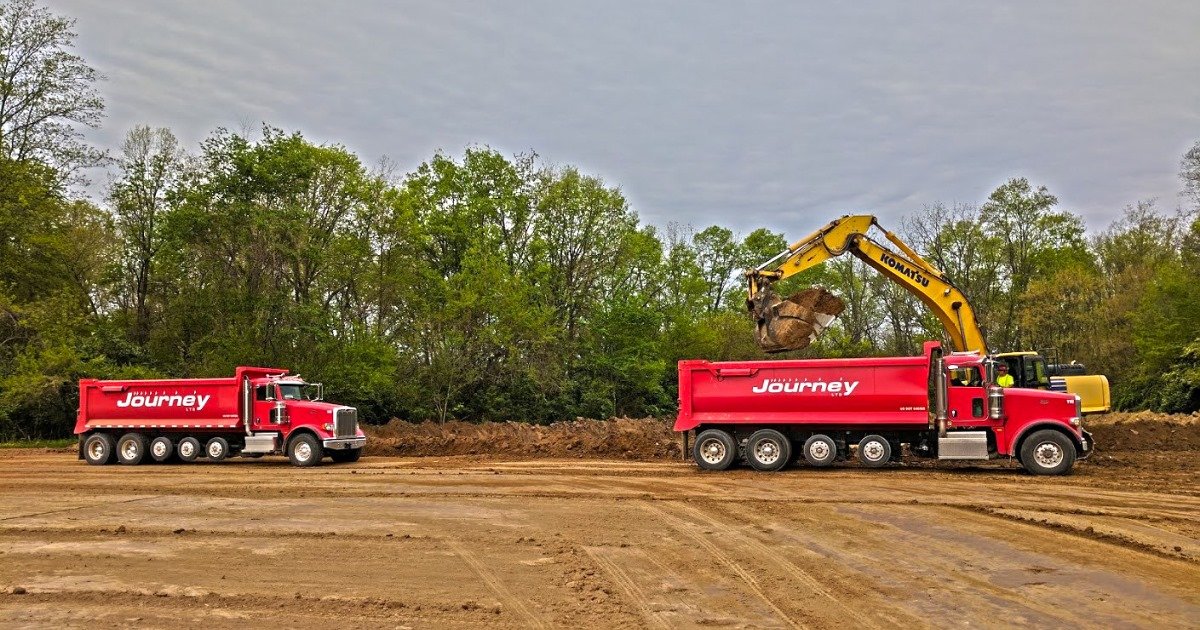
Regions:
[[748, 214, 988, 355]]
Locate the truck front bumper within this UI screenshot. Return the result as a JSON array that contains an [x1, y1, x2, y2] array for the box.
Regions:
[[1078, 429, 1094, 460], [323, 437, 366, 451]]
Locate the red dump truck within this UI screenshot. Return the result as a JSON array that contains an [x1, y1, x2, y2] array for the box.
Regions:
[[75, 367, 366, 467], [676, 341, 1093, 475]]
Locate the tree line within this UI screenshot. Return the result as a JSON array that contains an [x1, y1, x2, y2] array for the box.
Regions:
[[2, 0, 1199, 439]]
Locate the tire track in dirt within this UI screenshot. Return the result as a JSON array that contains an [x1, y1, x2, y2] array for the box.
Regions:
[[638, 502, 805, 629], [721, 500, 1095, 625], [947, 504, 1198, 563], [667, 501, 887, 629], [834, 503, 1197, 626], [0, 589, 497, 626], [0, 496, 153, 522], [581, 547, 672, 629], [0, 526, 423, 543], [447, 539, 546, 629]]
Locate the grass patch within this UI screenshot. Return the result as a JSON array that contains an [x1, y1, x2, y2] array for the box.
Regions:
[[0, 438, 76, 449]]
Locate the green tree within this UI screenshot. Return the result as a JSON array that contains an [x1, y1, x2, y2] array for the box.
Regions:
[[691, 225, 740, 312], [0, 155, 133, 439], [0, 0, 104, 176], [1130, 216, 1200, 410], [155, 127, 386, 397], [981, 178, 1092, 350], [108, 126, 185, 345], [533, 165, 639, 342], [1182, 139, 1200, 209]]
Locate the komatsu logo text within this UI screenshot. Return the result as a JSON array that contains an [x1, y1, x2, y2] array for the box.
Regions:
[[879, 253, 931, 287], [751, 379, 859, 395], [116, 391, 211, 410]]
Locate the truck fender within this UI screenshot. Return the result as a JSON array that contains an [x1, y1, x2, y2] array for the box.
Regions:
[[284, 427, 320, 451], [1009, 422, 1082, 457]]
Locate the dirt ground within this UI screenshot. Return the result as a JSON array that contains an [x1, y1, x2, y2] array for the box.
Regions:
[[1, 415, 1197, 628]]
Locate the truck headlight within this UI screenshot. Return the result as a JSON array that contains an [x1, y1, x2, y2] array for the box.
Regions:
[[322, 423, 333, 432], [1070, 417, 1081, 427]]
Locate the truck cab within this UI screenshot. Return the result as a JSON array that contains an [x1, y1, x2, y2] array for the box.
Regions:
[[245, 374, 365, 463], [939, 348, 1092, 473]]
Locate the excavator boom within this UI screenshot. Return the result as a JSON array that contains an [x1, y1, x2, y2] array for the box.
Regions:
[[746, 213, 1110, 413], [747, 215, 988, 354]]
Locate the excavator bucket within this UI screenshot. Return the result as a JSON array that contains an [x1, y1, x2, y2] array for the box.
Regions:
[[749, 286, 846, 353]]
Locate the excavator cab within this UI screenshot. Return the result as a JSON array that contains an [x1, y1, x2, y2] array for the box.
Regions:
[[995, 352, 1052, 390]]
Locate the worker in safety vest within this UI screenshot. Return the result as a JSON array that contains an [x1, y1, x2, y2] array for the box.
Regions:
[[996, 363, 1015, 388]]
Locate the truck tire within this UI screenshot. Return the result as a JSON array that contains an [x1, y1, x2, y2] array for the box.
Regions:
[[329, 448, 362, 464], [83, 433, 116, 466], [177, 437, 201, 462], [693, 429, 737, 471], [288, 433, 324, 467], [1019, 429, 1076, 476], [857, 434, 891, 468], [116, 433, 149, 465], [802, 434, 837, 467], [149, 436, 174, 463], [205, 437, 230, 462], [747, 429, 791, 472]]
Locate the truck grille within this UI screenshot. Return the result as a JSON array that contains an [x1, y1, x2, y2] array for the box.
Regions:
[[334, 408, 358, 438]]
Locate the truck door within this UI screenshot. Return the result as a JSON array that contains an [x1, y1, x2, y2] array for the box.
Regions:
[[252, 384, 281, 429], [946, 365, 987, 426]]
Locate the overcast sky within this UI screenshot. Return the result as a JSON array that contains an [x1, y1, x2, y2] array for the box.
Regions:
[[48, 0, 1200, 236]]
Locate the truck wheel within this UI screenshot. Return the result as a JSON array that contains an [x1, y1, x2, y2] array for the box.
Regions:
[[288, 434, 323, 467], [116, 433, 148, 465], [746, 429, 791, 472], [83, 433, 116, 466], [693, 429, 737, 471], [329, 448, 362, 464], [857, 435, 891, 468], [802, 434, 837, 467], [205, 437, 230, 462], [177, 437, 201, 462], [1019, 430, 1076, 476], [149, 436, 174, 463]]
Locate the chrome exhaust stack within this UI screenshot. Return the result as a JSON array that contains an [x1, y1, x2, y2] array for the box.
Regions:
[[242, 376, 253, 436], [933, 356, 948, 437]]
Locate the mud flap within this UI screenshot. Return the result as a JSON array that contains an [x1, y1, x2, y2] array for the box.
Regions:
[[1079, 429, 1095, 460], [751, 287, 845, 353]]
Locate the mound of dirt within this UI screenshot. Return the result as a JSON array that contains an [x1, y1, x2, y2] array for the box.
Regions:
[[1085, 411, 1200, 452], [364, 418, 681, 460]]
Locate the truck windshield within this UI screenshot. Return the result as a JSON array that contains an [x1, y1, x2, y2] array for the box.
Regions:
[[278, 384, 311, 400]]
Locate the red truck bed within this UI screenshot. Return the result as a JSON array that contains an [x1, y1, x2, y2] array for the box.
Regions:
[[75, 367, 286, 435], [675, 355, 932, 432]]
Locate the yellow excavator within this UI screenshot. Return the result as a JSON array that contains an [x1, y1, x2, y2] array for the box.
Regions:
[[746, 214, 1111, 413]]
